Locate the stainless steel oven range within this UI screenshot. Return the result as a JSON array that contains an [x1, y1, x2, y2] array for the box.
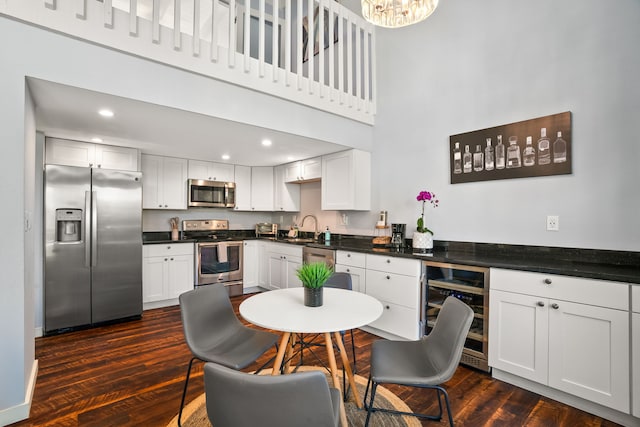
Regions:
[[183, 219, 243, 296]]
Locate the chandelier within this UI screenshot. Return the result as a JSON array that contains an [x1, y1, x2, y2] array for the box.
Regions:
[[362, 0, 439, 28]]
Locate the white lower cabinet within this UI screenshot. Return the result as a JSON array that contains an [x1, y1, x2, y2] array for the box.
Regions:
[[242, 240, 258, 291], [632, 286, 640, 418], [363, 254, 422, 340], [143, 243, 194, 308], [263, 242, 302, 290], [489, 268, 630, 413], [335, 250, 366, 293]]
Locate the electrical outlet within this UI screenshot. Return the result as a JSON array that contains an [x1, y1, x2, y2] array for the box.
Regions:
[[341, 214, 349, 225], [546, 215, 559, 231]]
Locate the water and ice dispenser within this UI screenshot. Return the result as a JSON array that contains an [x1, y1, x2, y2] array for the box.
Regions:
[[55, 209, 83, 242]]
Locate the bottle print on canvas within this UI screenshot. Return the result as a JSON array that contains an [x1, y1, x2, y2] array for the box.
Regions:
[[495, 135, 506, 169], [473, 145, 484, 172], [553, 131, 567, 163], [463, 145, 472, 173], [506, 136, 522, 168], [537, 128, 551, 165], [453, 142, 462, 174], [485, 138, 495, 171], [523, 136, 536, 166]]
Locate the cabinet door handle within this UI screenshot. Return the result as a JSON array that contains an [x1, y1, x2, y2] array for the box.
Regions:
[[164, 258, 168, 261], [167, 246, 171, 249], [385, 305, 390, 310], [346, 268, 350, 272], [164, 204, 168, 208], [386, 275, 390, 280], [386, 259, 391, 263], [551, 303, 559, 309], [170, 257, 174, 261], [347, 254, 351, 257], [544, 278, 552, 285], [537, 301, 545, 307]]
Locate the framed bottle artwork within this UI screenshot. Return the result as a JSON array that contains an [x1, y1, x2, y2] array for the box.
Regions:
[[449, 111, 572, 184]]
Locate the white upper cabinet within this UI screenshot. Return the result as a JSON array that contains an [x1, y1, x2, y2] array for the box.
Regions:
[[188, 160, 235, 182], [233, 165, 252, 211], [321, 149, 371, 211], [274, 165, 300, 212], [45, 138, 139, 171], [284, 157, 322, 183], [141, 154, 188, 210]]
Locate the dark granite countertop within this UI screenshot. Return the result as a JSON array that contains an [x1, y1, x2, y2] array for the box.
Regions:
[[143, 232, 640, 284]]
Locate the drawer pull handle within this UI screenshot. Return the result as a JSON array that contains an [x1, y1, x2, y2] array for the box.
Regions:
[[386, 275, 390, 280], [347, 254, 351, 257], [551, 303, 559, 309], [170, 258, 174, 261], [386, 259, 391, 263], [385, 305, 390, 310], [164, 258, 168, 261], [346, 268, 350, 272], [544, 278, 552, 285], [537, 301, 545, 307]]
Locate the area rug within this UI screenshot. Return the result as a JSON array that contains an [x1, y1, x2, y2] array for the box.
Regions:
[[167, 366, 420, 427]]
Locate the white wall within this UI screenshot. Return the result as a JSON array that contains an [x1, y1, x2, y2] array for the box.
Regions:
[[369, 0, 640, 250]]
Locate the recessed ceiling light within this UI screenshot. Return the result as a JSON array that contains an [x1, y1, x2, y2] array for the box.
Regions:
[[221, 154, 230, 160], [91, 137, 103, 143], [261, 139, 272, 147], [98, 109, 114, 118]]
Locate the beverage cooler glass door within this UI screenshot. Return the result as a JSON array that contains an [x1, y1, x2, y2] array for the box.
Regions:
[[425, 261, 490, 372], [196, 242, 243, 285]]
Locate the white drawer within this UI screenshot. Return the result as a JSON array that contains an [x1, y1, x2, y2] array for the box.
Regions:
[[491, 268, 628, 310], [336, 250, 366, 268], [267, 242, 303, 257], [367, 300, 420, 340], [144, 243, 194, 257], [366, 254, 421, 277], [633, 286, 640, 313], [365, 270, 419, 308]]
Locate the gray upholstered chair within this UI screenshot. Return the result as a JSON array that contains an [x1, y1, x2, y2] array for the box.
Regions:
[[204, 362, 341, 427], [178, 284, 279, 427], [363, 296, 474, 427], [324, 272, 357, 370]]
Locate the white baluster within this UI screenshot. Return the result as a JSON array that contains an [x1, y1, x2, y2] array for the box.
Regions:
[[129, 0, 138, 35], [174, 0, 181, 50], [296, 0, 303, 90], [193, 0, 200, 56], [328, 0, 335, 102], [227, 0, 236, 67], [346, 17, 353, 107], [364, 29, 370, 113], [211, 0, 219, 63], [307, 0, 314, 94], [152, 0, 160, 43], [285, 0, 291, 86], [272, 0, 279, 83], [76, 0, 86, 19], [104, 0, 113, 29], [258, 0, 265, 77], [243, 0, 250, 73], [338, 9, 344, 105], [355, 25, 361, 110]]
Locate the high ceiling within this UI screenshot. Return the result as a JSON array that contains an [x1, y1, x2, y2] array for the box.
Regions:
[[28, 78, 348, 167]]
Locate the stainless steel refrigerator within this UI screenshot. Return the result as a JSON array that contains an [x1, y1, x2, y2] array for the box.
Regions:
[[44, 164, 143, 334]]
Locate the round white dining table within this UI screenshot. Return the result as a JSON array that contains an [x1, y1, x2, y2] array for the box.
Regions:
[[240, 287, 383, 427]]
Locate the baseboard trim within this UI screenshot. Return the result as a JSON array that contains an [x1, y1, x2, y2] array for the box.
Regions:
[[0, 359, 38, 426]]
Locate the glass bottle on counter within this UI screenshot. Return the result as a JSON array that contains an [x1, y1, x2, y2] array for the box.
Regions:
[[523, 136, 536, 166], [453, 142, 462, 174], [537, 127, 551, 165], [553, 131, 567, 163], [484, 138, 495, 171], [495, 135, 506, 169], [473, 144, 484, 172], [463, 145, 472, 173], [506, 136, 521, 168]]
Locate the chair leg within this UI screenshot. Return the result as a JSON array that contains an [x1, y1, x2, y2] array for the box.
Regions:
[[363, 376, 378, 427], [178, 357, 197, 427]]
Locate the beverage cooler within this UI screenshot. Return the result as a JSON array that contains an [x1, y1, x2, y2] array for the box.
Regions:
[[424, 261, 490, 372]]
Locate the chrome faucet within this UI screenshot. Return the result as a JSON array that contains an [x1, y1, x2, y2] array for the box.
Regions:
[[301, 215, 320, 240]]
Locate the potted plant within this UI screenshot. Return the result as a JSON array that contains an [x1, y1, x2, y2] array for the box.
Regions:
[[296, 262, 333, 307], [413, 190, 439, 252]]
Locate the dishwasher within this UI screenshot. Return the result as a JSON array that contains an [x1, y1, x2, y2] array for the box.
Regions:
[[302, 246, 335, 269]]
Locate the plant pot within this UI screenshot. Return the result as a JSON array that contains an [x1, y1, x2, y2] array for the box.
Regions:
[[412, 231, 433, 251], [304, 287, 323, 307]]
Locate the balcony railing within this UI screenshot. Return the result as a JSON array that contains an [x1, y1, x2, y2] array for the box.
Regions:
[[1, 0, 376, 124]]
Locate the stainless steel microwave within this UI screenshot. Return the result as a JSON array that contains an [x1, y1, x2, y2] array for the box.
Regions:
[[188, 179, 236, 208]]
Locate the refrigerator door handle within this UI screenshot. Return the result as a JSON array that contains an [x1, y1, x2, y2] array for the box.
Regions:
[[91, 190, 98, 267], [85, 191, 91, 267]]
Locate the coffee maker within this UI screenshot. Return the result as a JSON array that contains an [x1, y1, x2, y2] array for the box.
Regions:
[[390, 223, 406, 248]]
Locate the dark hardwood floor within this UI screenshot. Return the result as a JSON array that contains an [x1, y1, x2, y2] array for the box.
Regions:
[[12, 294, 621, 427]]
